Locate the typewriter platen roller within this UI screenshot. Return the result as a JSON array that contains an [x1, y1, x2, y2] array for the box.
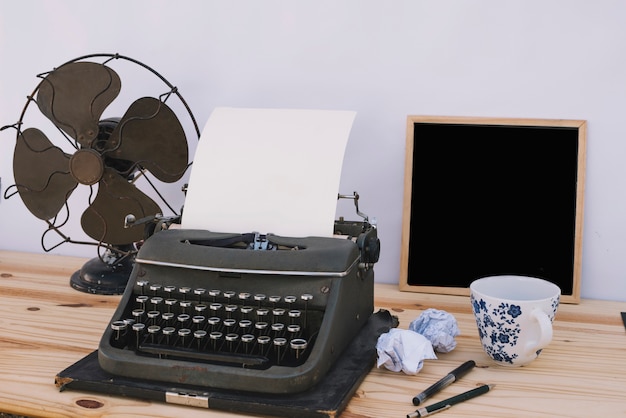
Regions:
[[98, 214, 380, 394]]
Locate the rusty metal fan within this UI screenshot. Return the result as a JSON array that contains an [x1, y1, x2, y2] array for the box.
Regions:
[[2, 53, 199, 294]]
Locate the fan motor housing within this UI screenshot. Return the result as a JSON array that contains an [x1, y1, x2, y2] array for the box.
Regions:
[[69, 149, 104, 185]]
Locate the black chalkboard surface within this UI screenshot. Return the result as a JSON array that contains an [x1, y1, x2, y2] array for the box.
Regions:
[[399, 116, 586, 303]]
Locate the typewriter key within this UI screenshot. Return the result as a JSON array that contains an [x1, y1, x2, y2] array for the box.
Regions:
[[257, 335, 271, 356], [150, 297, 163, 309], [179, 300, 192, 314], [223, 290, 236, 301], [225, 333, 239, 352], [132, 323, 145, 347], [225, 304, 238, 318], [290, 338, 308, 359], [177, 313, 191, 327], [256, 308, 269, 321], [240, 305, 253, 319], [147, 325, 160, 343], [194, 329, 207, 349], [255, 321, 269, 335], [208, 289, 221, 301], [284, 295, 297, 305], [238, 292, 251, 302], [241, 334, 255, 353], [272, 308, 286, 324], [136, 280, 149, 294], [162, 326, 176, 345], [287, 324, 301, 339], [194, 288, 206, 303], [301, 293, 313, 325], [208, 316, 221, 330], [149, 284, 162, 294], [162, 312, 174, 325], [135, 295, 149, 310], [209, 302, 223, 314], [269, 295, 281, 307], [272, 322, 285, 337], [178, 328, 191, 346], [239, 319, 252, 333], [179, 287, 191, 300], [192, 315, 206, 330], [111, 320, 127, 340], [165, 298, 177, 313], [210, 331, 223, 351], [288, 309, 301, 325], [147, 310, 160, 325], [195, 303, 208, 314], [164, 285, 176, 295], [132, 309, 145, 321], [223, 318, 236, 332], [273, 337, 287, 365], [254, 293, 266, 307]]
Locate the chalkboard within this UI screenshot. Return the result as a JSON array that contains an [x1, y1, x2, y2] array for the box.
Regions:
[[399, 116, 586, 303]]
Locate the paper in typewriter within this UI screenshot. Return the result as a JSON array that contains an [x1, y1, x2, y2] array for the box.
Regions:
[[182, 107, 356, 237]]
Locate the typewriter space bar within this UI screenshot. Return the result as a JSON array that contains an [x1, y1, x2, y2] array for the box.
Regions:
[[139, 344, 270, 368]]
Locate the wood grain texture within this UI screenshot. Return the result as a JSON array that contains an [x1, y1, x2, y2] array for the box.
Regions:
[[1, 250, 626, 417]]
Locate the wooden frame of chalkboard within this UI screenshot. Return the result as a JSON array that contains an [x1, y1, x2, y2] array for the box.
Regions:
[[400, 116, 586, 303]]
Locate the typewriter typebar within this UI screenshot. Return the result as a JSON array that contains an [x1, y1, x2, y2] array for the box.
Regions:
[[98, 226, 377, 394]]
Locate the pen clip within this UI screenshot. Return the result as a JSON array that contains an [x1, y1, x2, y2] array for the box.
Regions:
[[427, 404, 452, 416]]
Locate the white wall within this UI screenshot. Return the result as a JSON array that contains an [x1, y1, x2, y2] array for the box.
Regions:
[[1, 0, 625, 301]]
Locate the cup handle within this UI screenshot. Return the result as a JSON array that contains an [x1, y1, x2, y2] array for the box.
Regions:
[[528, 308, 553, 352]]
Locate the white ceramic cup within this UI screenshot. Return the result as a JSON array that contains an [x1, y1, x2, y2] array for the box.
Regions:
[[470, 275, 560, 367]]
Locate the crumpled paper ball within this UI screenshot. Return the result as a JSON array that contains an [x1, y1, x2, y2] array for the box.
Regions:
[[409, 308, 460, 353], [376, 328, 437, 375]]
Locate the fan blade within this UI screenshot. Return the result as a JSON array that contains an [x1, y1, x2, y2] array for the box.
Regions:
[[36, 62, 121, 147], [106, 97, 188, 182], [81, 168, 161, 245], [13, 128, 78, 220]]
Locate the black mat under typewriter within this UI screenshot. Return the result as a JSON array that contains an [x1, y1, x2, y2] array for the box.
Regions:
[[97, 217, 380, 395]]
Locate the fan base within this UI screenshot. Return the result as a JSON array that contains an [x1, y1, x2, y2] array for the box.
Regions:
[[70, 254, 134, 295]]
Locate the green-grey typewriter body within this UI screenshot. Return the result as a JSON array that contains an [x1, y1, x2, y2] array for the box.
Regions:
[[98, 222, 379, 394]]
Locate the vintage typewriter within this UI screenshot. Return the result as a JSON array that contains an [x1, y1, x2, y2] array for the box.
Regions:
[[97, 195, 380, 394]]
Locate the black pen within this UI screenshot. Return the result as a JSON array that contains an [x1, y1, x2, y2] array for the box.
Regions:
[[412, 360, 476, 406], [407, 384, 494, 418]]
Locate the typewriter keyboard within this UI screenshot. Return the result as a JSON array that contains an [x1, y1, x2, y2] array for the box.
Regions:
[[108, 281, 321, 369]]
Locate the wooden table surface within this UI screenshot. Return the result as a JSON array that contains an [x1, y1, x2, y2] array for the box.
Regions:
[[1, 250, 626, 417]]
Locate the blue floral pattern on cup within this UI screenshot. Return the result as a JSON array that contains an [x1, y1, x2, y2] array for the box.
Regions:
[[470, 293, 559, 365]]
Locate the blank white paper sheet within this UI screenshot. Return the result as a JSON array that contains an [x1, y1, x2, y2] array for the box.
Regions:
[[182, 107, 356, 237]]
